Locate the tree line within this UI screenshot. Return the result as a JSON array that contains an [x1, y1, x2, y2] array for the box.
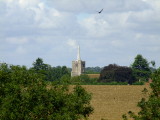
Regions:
[[0, 54, 158, 85], [99, 54, 157, 84], [31, 58, 70, 81]]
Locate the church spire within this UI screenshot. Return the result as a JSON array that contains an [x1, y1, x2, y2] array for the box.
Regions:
[[77, 45, 81, 61]]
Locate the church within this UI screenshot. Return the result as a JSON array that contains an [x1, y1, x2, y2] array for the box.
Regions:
[[71, 46, 85, 77]]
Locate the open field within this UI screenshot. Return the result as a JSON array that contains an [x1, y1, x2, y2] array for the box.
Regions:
[[87, 74, 100, 78], [81, 85, 150, 120]]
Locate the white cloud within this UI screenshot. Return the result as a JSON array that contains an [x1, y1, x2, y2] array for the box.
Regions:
[[47, 0, 150, 13], [6, 37, 29, 45], [111, 40, 124, 48], [0, 0, 160, 67], [79, 16, 110, 37], [15, 46, 27, 54], [67, 39, 78, 49], [146, 0, 160, 10]]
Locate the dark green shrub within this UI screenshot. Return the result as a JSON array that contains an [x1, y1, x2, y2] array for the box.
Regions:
[[70, 74, 98, 85], [99, 64, 136, 84]]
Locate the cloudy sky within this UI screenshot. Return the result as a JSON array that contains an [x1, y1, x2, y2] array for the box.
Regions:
[[0, 0, 160, 68]]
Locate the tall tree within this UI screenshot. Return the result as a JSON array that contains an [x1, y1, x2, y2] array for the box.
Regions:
[[131, 54, 151, 81], [32, 58, 49, 71]]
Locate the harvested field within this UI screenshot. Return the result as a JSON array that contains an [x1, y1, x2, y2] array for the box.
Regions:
[[81, 85, 150, 120], [87, 74, 100, 78]]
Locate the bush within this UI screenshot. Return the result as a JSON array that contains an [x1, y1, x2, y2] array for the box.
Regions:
[[132, 81, 144, 85], [70, 74, 98, 85], [97, 81, 128, 85], [99, 64, 136, 84]]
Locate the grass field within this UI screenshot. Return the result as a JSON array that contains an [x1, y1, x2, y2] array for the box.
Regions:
[[81, 85, 150, 120]]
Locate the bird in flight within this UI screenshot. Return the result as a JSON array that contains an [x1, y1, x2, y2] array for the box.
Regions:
[[97, 9, 103, 14]]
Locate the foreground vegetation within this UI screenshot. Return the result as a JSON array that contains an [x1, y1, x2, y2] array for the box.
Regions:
[[0, 63, 93, 120]]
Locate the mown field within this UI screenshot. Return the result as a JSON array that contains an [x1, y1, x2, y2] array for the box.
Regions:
[[81, 85, 150, 120], [87, 74, 100, 78]]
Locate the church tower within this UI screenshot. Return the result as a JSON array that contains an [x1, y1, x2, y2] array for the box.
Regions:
[[71, 45, 85, 77]]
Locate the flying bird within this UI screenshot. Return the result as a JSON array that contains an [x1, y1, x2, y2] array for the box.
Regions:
[[97, 9, 103, 14]]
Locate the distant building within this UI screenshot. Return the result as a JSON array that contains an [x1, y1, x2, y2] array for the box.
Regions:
[[71, 45, 85, 77]]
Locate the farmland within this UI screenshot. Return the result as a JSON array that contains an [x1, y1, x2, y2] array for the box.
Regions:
[[87, 74, 100, 78], [81, 85, 150, 120]]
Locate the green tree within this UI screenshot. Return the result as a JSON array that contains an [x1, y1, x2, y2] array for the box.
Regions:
[[32, 58, 50, 80], [131, 54, 151, 81], [122, 68, 160, 120], [149, 60, 156, 73], [85, 67, 102, 74], [0, 63, 93, 120], [32, 58, 49, 71], [31, 58, 70, 81], [150, 60, 155, 68], [49, 66, 70, 81]]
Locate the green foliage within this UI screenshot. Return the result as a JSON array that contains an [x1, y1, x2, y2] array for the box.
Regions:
[[99, 64, 136, 84], [131, 54, 151, 81], [70, 74, 98, 85], [31, 58, 70, 81], [150, 60, 155, 68], [122, 68, 160, 120], [132, 81, 144, 85], [47, 66, 70, 81], [58, 74, 71, 85], [85, 67, 102, 74], [96, 81, 128, 85], [32, 58, 49, 71], [0, 63, 93, 120], [69, 75, 129, 85], [122, 114, 128, 120]]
